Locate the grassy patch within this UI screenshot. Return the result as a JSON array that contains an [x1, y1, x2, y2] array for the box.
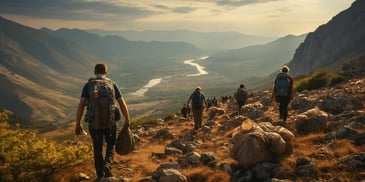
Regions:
[[294, 69, 344, 92], [130, 117, 162, 129]]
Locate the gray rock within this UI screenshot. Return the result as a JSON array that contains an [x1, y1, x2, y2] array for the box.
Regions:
[[338, 152, 365, 170], [167, 140, 185, 151], [153, 169, 187, 182], [251, 162, 278, 181], [157, 162, 181, 171], [165, 147, 183, 155], [200, 152, 216, 165], [177, 152, 201, 168], [79, 172, 90, 180]]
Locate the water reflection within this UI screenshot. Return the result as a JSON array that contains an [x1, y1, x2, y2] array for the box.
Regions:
[[130, 56, 209, 96], [184, 56, 209, 76], [130, 78, 162, 97]]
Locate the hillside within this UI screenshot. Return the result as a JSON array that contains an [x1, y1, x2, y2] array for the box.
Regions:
[[202, 34, 306, 82], [87, 29, 277, 50], [0, 17, 204, 124], [48, 66, 365, 182], [288, 0, 365, 76]]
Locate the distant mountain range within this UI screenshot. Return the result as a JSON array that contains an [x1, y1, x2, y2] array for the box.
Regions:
[[1, 0, 364, 125], [0, 17, 203, 124], [87, 29, 277, 50], [203, 34, 306, 82]]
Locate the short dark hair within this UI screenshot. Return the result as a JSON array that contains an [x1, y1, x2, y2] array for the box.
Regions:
[[94, 63, 107, 74], [240, 84, 244, 88]]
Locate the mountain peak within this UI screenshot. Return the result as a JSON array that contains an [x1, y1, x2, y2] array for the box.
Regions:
[[288, 0, 365, 76]]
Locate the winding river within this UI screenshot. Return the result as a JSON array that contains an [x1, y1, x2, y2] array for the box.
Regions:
[[130, 56, 209, 97]]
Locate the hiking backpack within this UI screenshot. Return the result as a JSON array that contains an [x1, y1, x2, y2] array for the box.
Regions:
[[275, 72, 291, 96], [86, 78, 117, 129], [236, 88, 248, 103], [191, 91, 204, 109]]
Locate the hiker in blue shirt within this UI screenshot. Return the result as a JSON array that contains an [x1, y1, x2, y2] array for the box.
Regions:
[[75, 63, 130, 181]]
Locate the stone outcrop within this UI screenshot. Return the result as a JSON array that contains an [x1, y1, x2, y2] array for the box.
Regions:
[[288, 0, 365, 76]]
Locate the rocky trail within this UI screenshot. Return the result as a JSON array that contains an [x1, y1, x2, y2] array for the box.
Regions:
[[56, 72, 365, 182]]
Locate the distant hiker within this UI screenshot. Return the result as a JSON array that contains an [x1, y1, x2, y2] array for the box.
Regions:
[[75, 63, 130, 181], [187, 86, 208, 130], [207, 97, 213, 108], [272, 65, 294, 122], [181, 103, 191, 119], [221, 96, 229, 105], [212, 97, 218, 107], [235, 84, 248, 114]]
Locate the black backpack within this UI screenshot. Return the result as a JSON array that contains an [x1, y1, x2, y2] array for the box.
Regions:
[[85, 78, 117, 129], [275, 73, 291, 97], [236, 88, 248, 103], [191, 91, 204, 109]]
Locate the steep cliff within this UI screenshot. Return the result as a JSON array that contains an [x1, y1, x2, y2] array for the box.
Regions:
[[289, 0, 365, 76]]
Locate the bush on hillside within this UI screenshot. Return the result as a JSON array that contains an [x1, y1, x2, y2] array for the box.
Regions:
[[0, 110, 93, 181], [163, 112, 177, 121], [130, 117, 161, 129], [294, 69, 344, 92]]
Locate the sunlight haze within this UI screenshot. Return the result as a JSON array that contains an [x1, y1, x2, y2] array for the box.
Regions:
[[0, 0, 355, 36]]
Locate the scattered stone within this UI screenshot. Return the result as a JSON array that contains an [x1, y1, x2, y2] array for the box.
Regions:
[[79, 172, 90, 180]]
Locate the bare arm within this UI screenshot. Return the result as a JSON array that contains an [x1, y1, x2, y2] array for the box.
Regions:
[[75, 97, 87, 135], [117, 97, 130, 126]]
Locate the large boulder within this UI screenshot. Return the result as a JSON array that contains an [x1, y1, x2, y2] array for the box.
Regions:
[[259, 122, 295, 155], [295, 106, 328, 134], [231, 130, 272, 168], [230, 120, 295, 168], [242, 102, 265, 119], [152, 169, 187, 182]]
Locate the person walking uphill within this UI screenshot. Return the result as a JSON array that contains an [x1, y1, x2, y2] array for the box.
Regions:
[[187, 86, 208, 130], [235, 84, 248, 114], [272, 65, 294, 123], [75, 63, 130, 181]]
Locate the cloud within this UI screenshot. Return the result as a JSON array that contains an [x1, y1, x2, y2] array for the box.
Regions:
[[0, 0, 158, 21], [213, 0, 282, 7], [172, 7, 196, 14]]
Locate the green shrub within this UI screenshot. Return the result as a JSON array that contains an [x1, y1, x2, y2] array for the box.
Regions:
[[0, 110, 93, 181], [130, 117, 161, 129], [294, 69, 344, 92], [163, 112, 177, 121]]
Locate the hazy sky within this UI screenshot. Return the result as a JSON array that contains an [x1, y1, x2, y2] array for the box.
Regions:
[[0, 0, 355, 37]]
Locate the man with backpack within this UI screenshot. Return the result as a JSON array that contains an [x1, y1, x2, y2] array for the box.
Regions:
[[75, 63, 130, 181], [272, 65, 294, 123], [187, 86, 208, 130], [235, 84, 248, 114]]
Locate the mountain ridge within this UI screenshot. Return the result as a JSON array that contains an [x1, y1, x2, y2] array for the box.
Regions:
[[87, 29, 277, 50], [288, 0, 365, 76]]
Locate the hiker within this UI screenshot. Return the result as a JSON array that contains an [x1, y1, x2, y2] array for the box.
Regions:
[[235, 84, 248, 114], [181, 103, 191, 119], [187, 86, 208, 130], [212, 97, 218, 107], [75, 63, 130, 181], [272, 65, 294, 122]]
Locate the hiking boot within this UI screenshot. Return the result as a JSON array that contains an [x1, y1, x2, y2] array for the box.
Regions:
[[103, 164, 113, 178], [94, 177, 103, 182]]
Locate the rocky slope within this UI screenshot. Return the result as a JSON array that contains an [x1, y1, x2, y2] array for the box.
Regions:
[[54, 66, 365, 181], [289, 0, 365, 76]]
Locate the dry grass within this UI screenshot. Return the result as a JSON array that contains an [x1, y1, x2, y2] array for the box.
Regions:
[[114, 140, 166, 179], [278, 131, 364, 181], [181, 167, 231, 182]]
